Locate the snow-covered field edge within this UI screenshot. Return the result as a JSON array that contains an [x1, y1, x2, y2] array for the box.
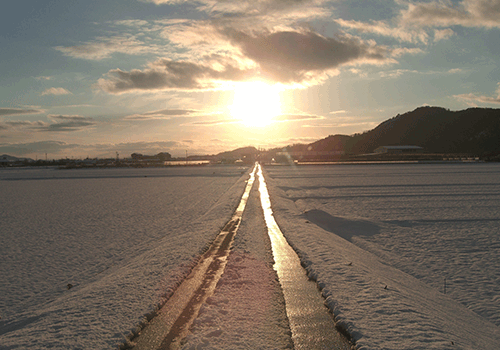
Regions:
[[262, 167, 500, 350]]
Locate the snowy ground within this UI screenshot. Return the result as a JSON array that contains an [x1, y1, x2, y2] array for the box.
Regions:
[[0, 166, 251, 349], [263, 163, 500, 349], [2, 163, 500, 350]]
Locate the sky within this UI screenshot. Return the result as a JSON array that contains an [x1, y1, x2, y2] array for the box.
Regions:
[[1, 0, 500, 159]]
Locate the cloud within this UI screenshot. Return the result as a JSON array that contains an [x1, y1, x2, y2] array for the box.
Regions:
[[190, 118, 238, 126], [35, 76, 53, 81], [138, 0, 182, 4], [42, 115, 96, 132], [273, 114, 323, 122], [0, 108, 44, 116], [41, 87, 72, 96], [454, 83, 500, 105], [0, 138, 233, 159], [100, 26, 391, 94], [378, 67, 463, 79], [281, 136, 319, 144], [390, 47, 425, 57], [302, 121, 378, 128], [335, 1, 498, 46], [401, 0, 500, 28], [138, 0, 330, 18], [0, 141, 79, 156], [97, 58, 256, 93], [3, 115, 95, 132], [55, 35, 155, 60], [5, 120, 48, 128], [189, 113, 323, 126], [434, 28, 455, 42], [335, 19, 430, 44], [329, 110, 347, 115], [124, 109, 198, 120], [221, 28, 389, 84]]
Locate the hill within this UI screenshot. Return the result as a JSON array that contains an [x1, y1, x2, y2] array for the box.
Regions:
[[308, 106, 500, 156], [212, 146, 259, 163], [0, 154, 33, 163]]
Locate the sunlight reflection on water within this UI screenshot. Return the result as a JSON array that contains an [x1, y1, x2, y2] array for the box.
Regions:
[[257, 164, 352, 350]]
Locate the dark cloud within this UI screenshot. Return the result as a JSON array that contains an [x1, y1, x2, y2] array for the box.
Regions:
[[0, 108, 44, 116], [6, 120, 47, 128], [2, 116, 95, 132], [39, 115, 96, 132], [98, 59, 255, 94], [98, 29, 387, 93], [221, 29, 388, 83]]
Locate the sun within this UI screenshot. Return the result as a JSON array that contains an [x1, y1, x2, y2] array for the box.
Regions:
[[229, 81, 281, 127]]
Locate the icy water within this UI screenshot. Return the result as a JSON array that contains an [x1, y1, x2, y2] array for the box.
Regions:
[[264, 162, 500, 327]]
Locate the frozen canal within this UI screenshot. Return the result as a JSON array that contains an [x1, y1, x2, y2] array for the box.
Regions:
[[1, 163, 500, 349]]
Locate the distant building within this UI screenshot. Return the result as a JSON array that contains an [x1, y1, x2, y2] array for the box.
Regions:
[[374, 145, 424, 154]]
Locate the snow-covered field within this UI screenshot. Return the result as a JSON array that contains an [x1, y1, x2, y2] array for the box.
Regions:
[[2, 163, 500, 349], [263, 163, 500, 349], [0, 166, 250, 349]]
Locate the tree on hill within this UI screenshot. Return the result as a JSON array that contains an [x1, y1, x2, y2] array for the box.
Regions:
[[302, 106, 500, 156]]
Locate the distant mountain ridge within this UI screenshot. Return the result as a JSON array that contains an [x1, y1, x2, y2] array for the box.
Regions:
[[0, 154, 33, 162], [307, 106, 500, 155]]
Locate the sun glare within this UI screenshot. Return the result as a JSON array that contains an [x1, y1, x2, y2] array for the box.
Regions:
[[230, 81, 281, 127]]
